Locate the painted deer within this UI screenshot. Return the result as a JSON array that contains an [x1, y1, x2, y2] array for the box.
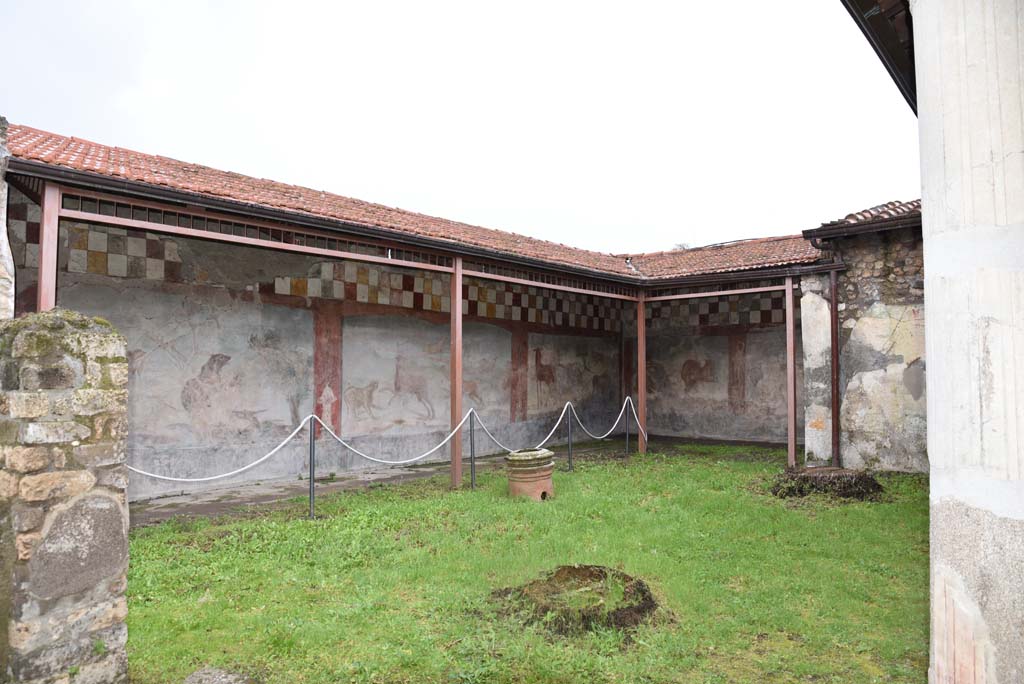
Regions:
[[389, 356, 435, 419], [533, 348, 555, 401]]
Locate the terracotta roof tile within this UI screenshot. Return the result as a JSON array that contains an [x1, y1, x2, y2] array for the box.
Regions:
[[631, 235, 821, 279], [829, 199, 921, 225], [5, 123, 825, 281]]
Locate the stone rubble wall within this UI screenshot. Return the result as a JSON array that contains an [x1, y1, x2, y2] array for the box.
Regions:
[[0, 309, 129, 683], [801, 225, 926, 471]]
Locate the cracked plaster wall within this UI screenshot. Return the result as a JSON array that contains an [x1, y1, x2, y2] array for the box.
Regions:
[[802, 227, 927, 471]]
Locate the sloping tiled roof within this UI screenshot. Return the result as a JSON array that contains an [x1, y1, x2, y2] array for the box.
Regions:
[[830, 199, 921, 225], [802, 198, 922, 242], [631, 235, 822, 279], [5, 123, 824, 281]]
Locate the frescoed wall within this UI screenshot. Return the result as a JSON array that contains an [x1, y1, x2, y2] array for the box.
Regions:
[[58, 280, 315, 500], [5, 186, 625, 499], [644, 287, 804, 444], [527, 332, 619, 428]]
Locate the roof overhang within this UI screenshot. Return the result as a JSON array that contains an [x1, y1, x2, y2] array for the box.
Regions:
[[802, 214, 921, 243], [8, 157, 832, 289], [9, 157, 641, 287], [840, 0, 917, 114]]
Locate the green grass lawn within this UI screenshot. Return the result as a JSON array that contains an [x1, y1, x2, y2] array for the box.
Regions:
[[127, 443, 929, 683]]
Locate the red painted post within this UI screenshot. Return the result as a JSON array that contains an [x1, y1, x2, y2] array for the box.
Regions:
[[312, 302, 343, 436], [636, 291, 647, 453], [785, 276, 797, 468], [450, 257, 464, 487], [37, 183, 60, 312]]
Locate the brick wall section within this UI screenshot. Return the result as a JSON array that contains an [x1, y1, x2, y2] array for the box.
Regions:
[[0, 310, 129, 683]]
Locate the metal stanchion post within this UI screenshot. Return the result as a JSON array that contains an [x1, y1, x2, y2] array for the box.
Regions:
[[567, 407, 574, 472], [470, 412, 476, 490], [309, 419, 316, 519], [624, 401, 630, 455]]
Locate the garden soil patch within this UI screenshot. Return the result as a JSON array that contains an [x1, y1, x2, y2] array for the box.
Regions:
[[494, 564, 658, 636], [771, 467, 883, 500]]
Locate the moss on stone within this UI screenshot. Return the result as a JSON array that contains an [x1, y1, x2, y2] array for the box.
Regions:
[[0, 419, 20, 445]]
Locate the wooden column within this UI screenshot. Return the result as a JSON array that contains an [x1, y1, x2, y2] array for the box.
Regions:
[[785, 276, 797, 468], [37, 183, 60, 312], [829, 270, 840, 468], [636, 292, 647, 453], [449, 257, 463, 487]]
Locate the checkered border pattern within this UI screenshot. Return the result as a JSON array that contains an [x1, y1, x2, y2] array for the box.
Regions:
[[647, 286, 794, 327], [6, 185, 40, 269], [65, 223, 183, 281], [274, 264, 626, 332], [271, 262, 454, 314], [5, 189, 624, 334], [5, 190, 788, 332], [463, 278, 623, 331]]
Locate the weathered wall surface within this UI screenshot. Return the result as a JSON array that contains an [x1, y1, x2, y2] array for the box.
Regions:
[[0, 310, 129, 683], [5, 188, 625, 499], [645, 285, 803, 443], [799, 273, 833, 462], [58, 279, 314, 500], [0, 117, 13, 320], [915, 0, 1024, 680], [829, 227, 926, 471], [331, 318, 619, 471]]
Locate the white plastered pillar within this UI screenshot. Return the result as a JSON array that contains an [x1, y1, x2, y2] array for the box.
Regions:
[[912, 0, 1024, 681]]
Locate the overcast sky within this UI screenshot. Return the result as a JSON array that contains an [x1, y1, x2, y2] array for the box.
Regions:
[[2, 1, 920, 254]]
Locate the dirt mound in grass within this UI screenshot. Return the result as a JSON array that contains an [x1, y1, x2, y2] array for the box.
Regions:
[[771, 467, 883, 500], [494, 565, 658, 635]]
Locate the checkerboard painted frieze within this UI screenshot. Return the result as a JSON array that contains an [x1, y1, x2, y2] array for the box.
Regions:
[[5, 185, 40, 269], [65, 223, 183, 281], [6, 186, 791, 332], [646, 282, 797, 328]]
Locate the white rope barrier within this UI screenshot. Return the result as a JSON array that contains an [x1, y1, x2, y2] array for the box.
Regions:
[[570, 399, 629, 441], [471, 410, 515, 452], [534, 402, 572, 448], [625, 396, 649, 442], [125, 417, 314, 483], [311, 412, 473, 465], [127, 397, 646, 482]]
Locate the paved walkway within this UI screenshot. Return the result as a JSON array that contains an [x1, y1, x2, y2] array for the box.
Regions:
[[129, 456, 507, 528]]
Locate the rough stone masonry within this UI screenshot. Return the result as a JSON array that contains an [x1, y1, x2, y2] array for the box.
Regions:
[[0, 309, 129, 683]]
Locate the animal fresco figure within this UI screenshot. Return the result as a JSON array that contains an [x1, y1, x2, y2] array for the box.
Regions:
[[344, 381, 380, 420], [680, 359, 713, 390], [389, 355, 436, 420], [248, 331, 309, 426], [180, 353, 241, 436], [533, 348, 556, 404], [463, 379, 484, 405]]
